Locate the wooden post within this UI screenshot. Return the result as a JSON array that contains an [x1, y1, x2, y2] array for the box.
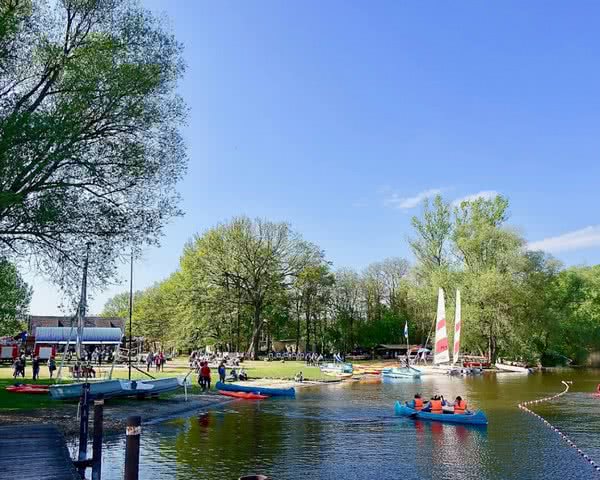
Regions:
[[77, 383, 90, 478], [124, 416, 141, 480], [91, 394, 104, 480]]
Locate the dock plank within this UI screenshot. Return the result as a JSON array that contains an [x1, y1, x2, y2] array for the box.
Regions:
[[0, 425, 80, 480]]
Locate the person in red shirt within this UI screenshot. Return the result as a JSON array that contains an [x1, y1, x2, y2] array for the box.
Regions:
[[200, 362, 211, 392]]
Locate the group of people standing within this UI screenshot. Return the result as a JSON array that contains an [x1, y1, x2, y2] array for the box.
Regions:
[[145, 351, 167, 372], [12, 355, 57, 379], [197, 361, 211, 391]]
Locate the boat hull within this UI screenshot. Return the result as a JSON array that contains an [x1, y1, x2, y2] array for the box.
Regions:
[[320, 363, 353, 376], [49, 377, 187, 400], [382, 367, 422, 379], [495, 363, 532, 374], [216, 381, 295, 397], [218, 390, 268, 400], [394, 401, 488, 425]]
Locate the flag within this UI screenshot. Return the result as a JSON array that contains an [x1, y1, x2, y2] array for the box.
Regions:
[[404, 321, 409, 338]]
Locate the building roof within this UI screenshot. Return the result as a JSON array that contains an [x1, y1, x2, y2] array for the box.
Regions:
[[34, 327, 123, 345], [29, 316, 125, 335]]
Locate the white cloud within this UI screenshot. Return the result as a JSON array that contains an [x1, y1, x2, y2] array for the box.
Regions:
[[452, 190, 499, 206], [528, 226, 600, 253], [384, 188, 443, 210]]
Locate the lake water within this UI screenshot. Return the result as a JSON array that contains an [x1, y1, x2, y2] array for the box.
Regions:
[[86, 369, 600, 479]]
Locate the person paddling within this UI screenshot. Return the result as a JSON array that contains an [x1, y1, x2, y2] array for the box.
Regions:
[[409, 393, 424, 411], [451, 395, 468, 414]]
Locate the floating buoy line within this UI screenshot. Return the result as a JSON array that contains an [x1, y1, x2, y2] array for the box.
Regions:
[[518, 380, 600, 474]]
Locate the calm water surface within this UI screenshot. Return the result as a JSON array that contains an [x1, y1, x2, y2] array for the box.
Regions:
[[78, 369, 600, 479]]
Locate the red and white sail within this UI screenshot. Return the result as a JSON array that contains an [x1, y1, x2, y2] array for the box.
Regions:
[[434, 288, 450, 364], [452, 289, 461, 365]]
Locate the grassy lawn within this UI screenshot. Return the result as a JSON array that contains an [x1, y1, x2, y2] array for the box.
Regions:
[[0, 357, 333, 411]]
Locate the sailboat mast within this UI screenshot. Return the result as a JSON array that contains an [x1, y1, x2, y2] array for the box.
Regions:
[[128, 249, 134, 381], [76, 243, 91, 361]]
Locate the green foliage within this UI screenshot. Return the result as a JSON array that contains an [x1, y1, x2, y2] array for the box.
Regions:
[[100, 203, 600, 366], [0, 259, 31, 336], [0, 0, 187, 298]]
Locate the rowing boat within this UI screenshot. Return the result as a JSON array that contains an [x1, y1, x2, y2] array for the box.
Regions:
[[394, 401, 488, 425], [320, 362, 353, 377], [6, 385, 49, 395], [382, 367, 421, 379], [216, 381, 295, 397], [495, 362, 533, 374], [218, 390, 268, 400]]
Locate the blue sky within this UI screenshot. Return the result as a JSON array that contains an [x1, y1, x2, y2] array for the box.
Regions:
[[28, 1, 600, 314]]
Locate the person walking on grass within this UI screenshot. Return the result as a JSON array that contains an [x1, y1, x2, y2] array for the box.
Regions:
[[48, 357, 56, 378], [159, 352, 166, 372], [12, 357, 20, 378], [32, 356, 40, 380], [218, 362, 226, 383], [200, 361, 211, 392], [146, 351, 154, 372], [155, 352, 161, 372]]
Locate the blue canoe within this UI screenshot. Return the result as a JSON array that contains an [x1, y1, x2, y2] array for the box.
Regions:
[[394, 401, 488, 425], [216, 381, 295, 398]]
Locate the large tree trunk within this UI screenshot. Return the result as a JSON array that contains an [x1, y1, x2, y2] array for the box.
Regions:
[[295, 299, 301, 353], [305, 302, 311, 353], [247, 304, 262, 360]]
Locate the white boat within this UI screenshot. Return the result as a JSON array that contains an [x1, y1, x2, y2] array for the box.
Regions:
[[50, 376, 191, 400], [495, 362, 532, 374], [320, 362, 353, 377], [382, 366, 421, 379]]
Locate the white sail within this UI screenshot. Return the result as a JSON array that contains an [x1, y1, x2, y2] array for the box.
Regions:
[[452, 289, 461, 365], [434, 288, 450, 364]]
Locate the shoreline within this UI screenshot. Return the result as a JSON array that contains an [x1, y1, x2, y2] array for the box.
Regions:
[[0, 378, 331, 437]]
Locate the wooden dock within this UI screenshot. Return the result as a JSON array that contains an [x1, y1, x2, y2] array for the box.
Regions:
[[0, 424, 80, 479]]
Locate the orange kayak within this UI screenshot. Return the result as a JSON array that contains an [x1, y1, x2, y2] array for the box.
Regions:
[[218, 390, 268, 400], [6, 385, 50, 394]]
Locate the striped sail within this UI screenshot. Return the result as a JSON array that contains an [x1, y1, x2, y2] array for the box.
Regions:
[[452, 289, 461, 365], [434, 288, 450, 364]]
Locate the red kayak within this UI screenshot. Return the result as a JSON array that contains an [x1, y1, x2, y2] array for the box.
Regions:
[[218, 390, 269, 400], [6, 385, 50, 395]]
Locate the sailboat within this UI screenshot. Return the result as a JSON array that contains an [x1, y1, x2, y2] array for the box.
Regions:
[[429, 288, 482, 376], [381, 321, 422, 379]]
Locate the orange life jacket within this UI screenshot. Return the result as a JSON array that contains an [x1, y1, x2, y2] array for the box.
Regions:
[[454, 400, 466, 414], [414, 398, 423, 411], [430, 399, 442, 414]]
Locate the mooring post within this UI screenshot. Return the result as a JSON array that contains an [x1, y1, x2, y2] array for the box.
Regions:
[[124, 415, 142, 480], [77, 382, 90, 478], [91, 393, 104, 480]]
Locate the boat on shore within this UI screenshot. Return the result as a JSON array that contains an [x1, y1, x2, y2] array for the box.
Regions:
[[6, 384, 50, 394], [382, 366, 421, 379], [218, 390, 268, 400], [320, 362, 353, 377], [49, 377, 189, 400], [495, 362, 533, 374], [394, 401, 488, 425], [216, 381, 295, 397]]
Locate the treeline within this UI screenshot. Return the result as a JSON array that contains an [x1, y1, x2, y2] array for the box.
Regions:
[[103, 196, 600, 365]]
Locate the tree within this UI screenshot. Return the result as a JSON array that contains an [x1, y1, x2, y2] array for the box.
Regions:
[[294, 264, 334, 352], [0, 0, 187, 291], [409, 195, 452, 276], [0, 258, 31, 335], [101, 291, 130, 318], [184, 217, 324, 359]]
